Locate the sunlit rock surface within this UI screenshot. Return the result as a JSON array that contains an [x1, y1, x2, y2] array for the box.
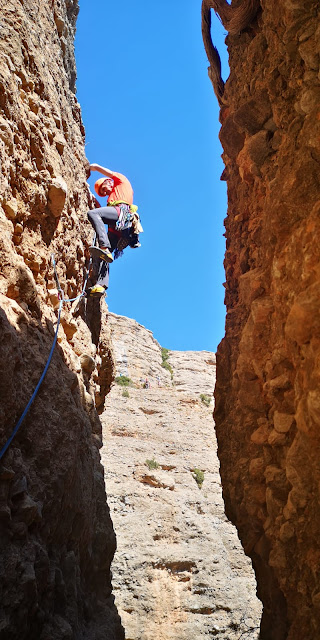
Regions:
[[0, 1, 122, 637], [101, 313, 262, 639], [213, 1, 320, 638]]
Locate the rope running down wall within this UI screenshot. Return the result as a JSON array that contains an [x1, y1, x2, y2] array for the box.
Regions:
[[0, 253, 93, 461]]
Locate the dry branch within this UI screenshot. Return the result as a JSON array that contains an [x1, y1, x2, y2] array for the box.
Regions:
[[201, 0, 260, 105]]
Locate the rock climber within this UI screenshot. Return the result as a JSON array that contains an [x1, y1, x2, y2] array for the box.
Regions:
[[87, 163, 142, 297]]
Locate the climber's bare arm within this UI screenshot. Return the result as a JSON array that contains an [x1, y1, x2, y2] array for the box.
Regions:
[[89, 163, 114, 178]]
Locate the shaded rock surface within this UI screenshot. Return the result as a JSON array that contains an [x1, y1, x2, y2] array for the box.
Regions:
[[101, 313, 262, 639], [0, 1, 122, 638], [212, 1, 320, 639]]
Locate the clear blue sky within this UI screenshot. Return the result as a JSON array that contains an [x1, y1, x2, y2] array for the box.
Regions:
[[75, 1, 229, 352]]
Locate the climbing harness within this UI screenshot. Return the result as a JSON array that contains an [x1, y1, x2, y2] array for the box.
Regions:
[[111, 205, 143, 260], [0, 248, 94, 461], [115, 204, 133, 232]]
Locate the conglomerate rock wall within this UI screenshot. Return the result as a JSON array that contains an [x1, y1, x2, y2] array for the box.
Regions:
[[101, 313, 262, 640], [0, 1, 123, 638], [212, 1, 320, 639]]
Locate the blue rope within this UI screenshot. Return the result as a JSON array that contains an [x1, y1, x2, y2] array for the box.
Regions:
[[0, 300, 63, 461], [0, 240, 96, 461]]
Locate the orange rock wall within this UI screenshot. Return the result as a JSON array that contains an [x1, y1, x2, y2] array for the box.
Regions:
[[214, 1, 320, 638], [0, 1, 123, 637]]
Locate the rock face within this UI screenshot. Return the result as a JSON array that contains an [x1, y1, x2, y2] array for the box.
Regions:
[[211, 1, 320, 638], [101, 313, 262, 639], [0, 1, 122, 638]]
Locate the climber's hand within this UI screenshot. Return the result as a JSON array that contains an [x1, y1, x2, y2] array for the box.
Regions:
[[89, 163, 113, 178]]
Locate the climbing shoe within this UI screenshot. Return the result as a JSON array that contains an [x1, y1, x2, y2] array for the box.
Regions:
[[89, 246, 114, 263], [88, 285, 106, 298]]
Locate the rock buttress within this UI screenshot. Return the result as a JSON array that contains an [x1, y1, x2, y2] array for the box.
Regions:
[[210, 1, 320, 639], [0, 1, 123, 638], [101, 313, 262, 640]]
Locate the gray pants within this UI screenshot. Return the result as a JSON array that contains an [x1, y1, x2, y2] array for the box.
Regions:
[[92, 229, 120, 290], [87, 206, 119, 249]]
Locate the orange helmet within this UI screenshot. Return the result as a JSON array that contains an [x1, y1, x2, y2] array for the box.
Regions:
[[94, 177, 111, 197]]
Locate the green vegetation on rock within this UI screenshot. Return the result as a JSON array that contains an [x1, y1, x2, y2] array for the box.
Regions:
[[161, 347, 173, 379], [115, 375, 133, 387], [192, 468, 204, 488], [146, 458, 159, 470], [200, 393, 212, 407]]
